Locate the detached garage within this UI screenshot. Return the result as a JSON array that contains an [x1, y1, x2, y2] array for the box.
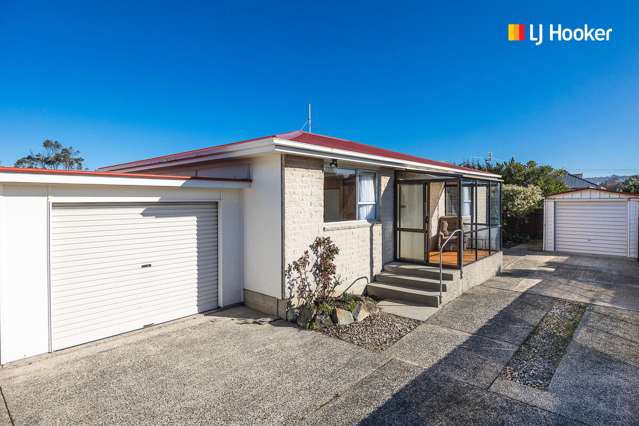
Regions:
[[544, 188, 639, 259], [0, 168, 249, 364]]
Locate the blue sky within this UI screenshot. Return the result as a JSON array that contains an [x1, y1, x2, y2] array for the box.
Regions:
[[1, 0, 637, 176]]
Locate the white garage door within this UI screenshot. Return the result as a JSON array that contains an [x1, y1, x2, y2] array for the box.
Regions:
[[50, 203, 218, 351], [555, 201, 628, 257]]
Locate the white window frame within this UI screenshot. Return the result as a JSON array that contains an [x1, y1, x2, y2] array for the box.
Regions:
[[323, 166, 379, 223]]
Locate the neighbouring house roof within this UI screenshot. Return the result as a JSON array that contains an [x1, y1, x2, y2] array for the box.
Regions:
[[0, 166, 251, 189], [98, 130, 501, 179], [559, 172, 601, 190], [547, 187, 639, 199]]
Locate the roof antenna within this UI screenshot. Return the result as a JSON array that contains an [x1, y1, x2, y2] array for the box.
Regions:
[[307, 103, 312, 133]]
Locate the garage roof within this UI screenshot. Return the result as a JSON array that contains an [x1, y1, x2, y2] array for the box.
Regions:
[[0, 166, 251, 189], [547, 188, 639, 199]]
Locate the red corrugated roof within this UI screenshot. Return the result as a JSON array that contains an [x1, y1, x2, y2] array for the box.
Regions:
[[0, 166, 251, 182], [277, 131, 485, 174], [99, 130, 495, 176]]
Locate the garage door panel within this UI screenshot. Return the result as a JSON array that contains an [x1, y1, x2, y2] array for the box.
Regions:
[[555, 201, 628, 257], [52, 251, 213, 285], [51, 237, 217, 260], [54, 285, 219, 326], [51, 225, 217, 243], [51, 203, 218, 351], [52, 302, 215, 351], [555, 227, 626, 236], [52, 266, 219, 300], [52, 243, 218, 268]]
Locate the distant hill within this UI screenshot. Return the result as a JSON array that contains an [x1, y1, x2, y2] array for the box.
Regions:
[[588, 175, 630, 185]]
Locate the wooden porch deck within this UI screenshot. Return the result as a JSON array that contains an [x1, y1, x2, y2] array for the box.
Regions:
[[428, 249, 491, 267]]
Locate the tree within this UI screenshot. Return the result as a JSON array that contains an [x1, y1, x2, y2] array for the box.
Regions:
[[502, 184, 544, 216], [620, 175, 639, 194], [14, 140, 85, 170], [501, 184, 544, 244], [461, 158, 568, 196]]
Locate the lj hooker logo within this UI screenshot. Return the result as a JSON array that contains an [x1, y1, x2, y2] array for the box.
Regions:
[[508, 24, 612, 45]]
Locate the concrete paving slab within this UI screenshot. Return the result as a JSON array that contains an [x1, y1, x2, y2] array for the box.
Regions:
[[572, 307, 639, 368], [426, 285, 554, 346], [307, 359, 580, 425], [589, 303, 639, 327], [299, 359, 423, 425], [0, 306, 386, 425], [497, 248, 639, 312], [491, 304, 639, 426], [0, 390, 12, 426], [377, 299, 438, 321], [386, 324, 517, 388], [546, 340, 639, 425]]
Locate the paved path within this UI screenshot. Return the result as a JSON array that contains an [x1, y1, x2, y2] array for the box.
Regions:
[[1, 251, 637, 424]]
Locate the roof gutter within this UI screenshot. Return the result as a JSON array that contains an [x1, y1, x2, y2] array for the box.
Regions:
[[272, 138, 502, 180], [0, 171, 251, 189]]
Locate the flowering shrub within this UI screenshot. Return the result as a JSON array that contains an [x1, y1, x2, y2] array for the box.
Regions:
[[285, 236, 342, 310]]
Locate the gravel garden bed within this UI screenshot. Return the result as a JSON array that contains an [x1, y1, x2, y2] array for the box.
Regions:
[[500, 299, 586, 389], [319, 312, 421, 352]]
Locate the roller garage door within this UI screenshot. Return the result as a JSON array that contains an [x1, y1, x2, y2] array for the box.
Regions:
[[555, 201, 628, 257], [50, 203, 218, 351]]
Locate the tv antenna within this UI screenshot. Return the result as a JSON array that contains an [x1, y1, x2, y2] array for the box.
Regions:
[[301, 104, 312, 133], [485, 151, 493, 163]]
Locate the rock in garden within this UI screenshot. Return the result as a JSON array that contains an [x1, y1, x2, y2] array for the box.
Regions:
[[332, 307, 354, 326], [315, 312, 334, 329], [286, 308, 298, 322], [297, 305, 316, 328], [352, 302, 370, 322]]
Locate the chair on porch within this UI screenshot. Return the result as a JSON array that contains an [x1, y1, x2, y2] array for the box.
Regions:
[[438, 216, 460, 251]]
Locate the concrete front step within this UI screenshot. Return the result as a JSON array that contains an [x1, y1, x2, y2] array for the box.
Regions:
[[383, 262, 459, 281], [375, 272, 449, 292], [366, 282, 443, 307]]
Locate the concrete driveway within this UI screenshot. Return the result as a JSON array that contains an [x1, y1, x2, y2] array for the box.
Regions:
[[1, 249, 638, 425]]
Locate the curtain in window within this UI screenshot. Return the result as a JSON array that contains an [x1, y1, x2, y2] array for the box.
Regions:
[[462, 186, 472, 217], [358, 173, 376, 220]]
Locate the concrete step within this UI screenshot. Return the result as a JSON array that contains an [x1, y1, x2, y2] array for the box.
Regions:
[[375, 272, 450, 292], [383, 262, 459, 281], [366, 282, 442, 307]]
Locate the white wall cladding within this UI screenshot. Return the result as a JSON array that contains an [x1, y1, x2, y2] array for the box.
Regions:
[[543, 199, 555, 251], [630, 200, 638, 258], [544, 190, 639, 259], [0, 184, 50, 364], [50, 203, 218, 351], [0, 182, 243, 364]]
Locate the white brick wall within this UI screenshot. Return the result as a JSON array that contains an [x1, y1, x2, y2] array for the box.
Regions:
[[283, 155, 394, 295]]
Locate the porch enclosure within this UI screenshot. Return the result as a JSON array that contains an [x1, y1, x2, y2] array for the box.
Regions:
[[394, 171, 502, 268]]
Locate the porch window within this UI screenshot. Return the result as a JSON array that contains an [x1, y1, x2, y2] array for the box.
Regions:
[[445, 184, 472, 217], [324, 167, 377, 222]]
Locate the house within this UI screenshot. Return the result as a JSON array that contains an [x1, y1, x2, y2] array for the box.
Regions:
[[559, 172, 602, 190], [544, 188, 639, 258], [0, 131, 503, 364]]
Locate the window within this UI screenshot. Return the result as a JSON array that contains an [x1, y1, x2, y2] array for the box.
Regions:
[[324, 167, 377, 222], [445, 185, 472, 217]]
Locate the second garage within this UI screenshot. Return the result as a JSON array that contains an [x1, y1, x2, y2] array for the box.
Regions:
[[544, 188, 639, 259]]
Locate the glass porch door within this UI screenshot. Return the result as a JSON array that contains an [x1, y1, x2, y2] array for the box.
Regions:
[[397, 182, 429, 263]]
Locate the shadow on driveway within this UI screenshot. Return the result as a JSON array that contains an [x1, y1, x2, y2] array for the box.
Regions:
[[306, 250, 639, 425]]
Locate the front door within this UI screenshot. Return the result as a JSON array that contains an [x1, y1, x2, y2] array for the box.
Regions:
[[397, 182, 429, 263]]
